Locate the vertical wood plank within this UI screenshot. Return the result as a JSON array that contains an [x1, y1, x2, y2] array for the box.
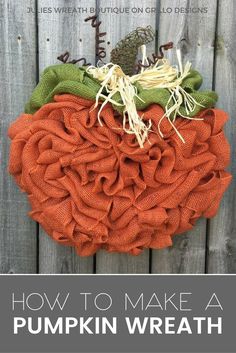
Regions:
[[95, 0, 157, 273], [0, 0, 37, 273], [37, 0, 95, 273], [151, 0, 218, 273], [207, 0, 236, 273]]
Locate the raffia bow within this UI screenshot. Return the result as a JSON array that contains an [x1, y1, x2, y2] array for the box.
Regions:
[[87, 46, 204, 147]]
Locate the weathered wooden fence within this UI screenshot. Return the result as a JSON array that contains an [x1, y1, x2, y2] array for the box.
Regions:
[[0, 0, 235, 274]]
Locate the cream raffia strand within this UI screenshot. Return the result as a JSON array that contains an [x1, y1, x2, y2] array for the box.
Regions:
[[87, 63, 150, 147], [87, 45, 204, 147]]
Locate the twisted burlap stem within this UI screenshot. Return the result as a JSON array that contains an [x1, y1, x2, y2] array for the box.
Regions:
[[110, 26, 155, 75]]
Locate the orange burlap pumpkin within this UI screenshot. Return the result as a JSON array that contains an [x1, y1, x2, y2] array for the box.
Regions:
[[8, 94, 232, 256]]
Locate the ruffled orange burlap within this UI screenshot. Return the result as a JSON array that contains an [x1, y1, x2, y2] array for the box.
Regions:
[[8, 94, 232, 255]]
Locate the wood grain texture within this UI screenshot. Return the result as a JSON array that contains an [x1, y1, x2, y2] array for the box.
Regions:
[[0, 0, 235, 274], [95, 0, 157, 274], [206, 0, 236, 273], [151, 0, 217, 273], [37, 0, 95, 274], [0, 0, 37, 273]]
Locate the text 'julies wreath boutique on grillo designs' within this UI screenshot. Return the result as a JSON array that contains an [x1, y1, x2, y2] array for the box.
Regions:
[[8, 17, 232, 256]]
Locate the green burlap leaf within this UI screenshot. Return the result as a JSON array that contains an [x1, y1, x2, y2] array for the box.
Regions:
[[25, 64, 101, 114], [179, 70, 218, 117], [25, 64, 218, 118], [111, 70, 217, 118]]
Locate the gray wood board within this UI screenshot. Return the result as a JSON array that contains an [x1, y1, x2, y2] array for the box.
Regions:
[[95, 0, 157, 273], [0, 0, 37, 273], [206, 0, 236, 273], [37, 0, 95, 273], [151, 0, 217, 273], [0, 0, 235, 274]]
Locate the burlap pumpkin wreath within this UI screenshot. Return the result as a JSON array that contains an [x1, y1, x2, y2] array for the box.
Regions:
[[8, 19, 232, 256]]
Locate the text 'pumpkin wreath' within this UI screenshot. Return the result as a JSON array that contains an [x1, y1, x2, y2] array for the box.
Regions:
[[8, 17, 232, 256]]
